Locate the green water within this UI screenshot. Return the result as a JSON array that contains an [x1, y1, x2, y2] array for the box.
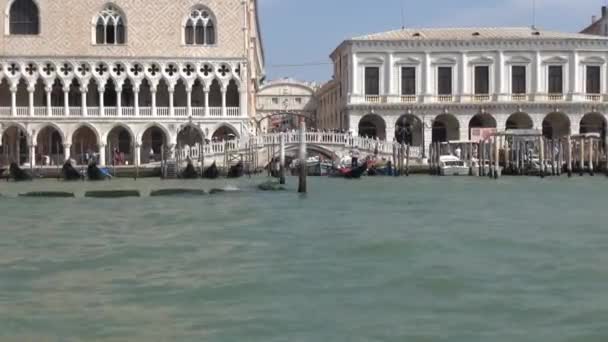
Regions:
[[1, 176, 607, 341]]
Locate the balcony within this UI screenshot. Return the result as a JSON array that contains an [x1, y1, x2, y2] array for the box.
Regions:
[[585, 94, 601, 102], [547, 94, 564, 101], [364, 95, 386, 104], [437, 95, 454, 102], [400, 95, 417, 103], [511, 94, 528, 101], [0, 106, 241, 118], [473, 94, 491, 102]]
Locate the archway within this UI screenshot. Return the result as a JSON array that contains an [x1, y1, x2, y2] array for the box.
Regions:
[[140, 125, 167, 164], [580, 112, 606, 146], [1, 125, 28, 166], [68, 78, 81, 107], [33, 78, 45, 107], [226, 79, 239, 107], [139, 79, 152, 107], [16, 78, 28, 107], [36, 126, 63, 165], [358, 113, 386, 140], [542, 112, 570, 139], [104, 78, 117, 107], [156, 79, 170, 107], [209, 79, 222, 108], [121, 78, 135, 107], [468, 113, 496, 139], [0, 78, 10, 107], [432, 114, 460, 142], [87, 78, 100, 107], [506, 112, 533, 130], [192, 79, 205, 108], [177, 125, 204, 147], [394, 114, 422, 146], [106, 125, 133, 165], [71, 126, 99, 165], [174, 79, 187, 108], [212, 125, 238, 141]]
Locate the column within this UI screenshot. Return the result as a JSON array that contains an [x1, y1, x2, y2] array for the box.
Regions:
[[81, 89, 88, 117], [134, 88, 140, 116], [116, 88, 122, 117], [204, 89, 210, 117], [29, 145, 36, 167], [423, 116, 433, 160], [186, 87, 192, 117], [458, 53, 467, 102], [63, 143, 71, 162], [99, 88, 105, 116], [385, 52, 393, 96], [46, 87, 52, 117], [351, 52, 359, 95], [169, 88, 174, 117], [239, 89, 247, 117], [64, 88, 70, 116], [151, 89, 157, 116], [10, 86, 16, 117], [28, 88, 34, 117], [423, 52, 432, 102], [534, 51, 542, 100], [134, 144, 141, 166], [496, 50, 505, 101], [221, 88, 227, 117], [570, 51, 580, 101], [98, 144, 106, 166]]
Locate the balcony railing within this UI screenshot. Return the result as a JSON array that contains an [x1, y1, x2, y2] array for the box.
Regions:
[[473, 94, 490, 102], [585, 94, 601, 102], [437, 95, 454, 102], [548, 94, 564, 101], [511, 94, 527, 101], [174, 107, 188, 117], [227, 107, 240, 117], [364, 95, 386, 103], [0, 106, 243, 118], [400, 95, 417, 103], [209, 107, 222, 117]]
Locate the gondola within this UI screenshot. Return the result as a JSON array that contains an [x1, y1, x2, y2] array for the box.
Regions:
[[332, 161, 368, 179], [62, 161, 82, 181], [9, 163, 32, 181], [180, 161, 199, 179], [203, 162, 219, 179], [87, 162, 110, 181], [227, 161, 244, 179]]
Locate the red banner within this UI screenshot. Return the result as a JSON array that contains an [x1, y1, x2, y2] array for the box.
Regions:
[[470, 128, 497, 142]]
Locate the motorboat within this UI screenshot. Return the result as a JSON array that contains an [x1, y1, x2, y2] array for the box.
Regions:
[[439, 155, 469, 176]]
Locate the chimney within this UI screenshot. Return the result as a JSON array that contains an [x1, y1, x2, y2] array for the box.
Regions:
[[603, 6, 607, 17], [593, 15, 598, 24]]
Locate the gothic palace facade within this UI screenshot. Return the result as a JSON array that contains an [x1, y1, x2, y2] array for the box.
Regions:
[[0, 0, 264, 166]]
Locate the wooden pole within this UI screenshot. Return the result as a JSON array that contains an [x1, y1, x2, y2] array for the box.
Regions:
[[405, 144, 410, 176], [298, 120, 307, 194], [566, 135, 572, 177], [468, 142, 473, 176], [279, 133, 286, 185], [539, 136, 545, 178], [494, 137, 499, 179], [479, 140, 485, 177], [557, 139, 563, 176], [579, 137, 585, 176], [589, 137, 595, 176], [550, 139, 556, 176], [393, 143, 398, 176]]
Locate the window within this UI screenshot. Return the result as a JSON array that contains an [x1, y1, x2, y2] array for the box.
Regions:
[[437, 67, 452, 95], [271, 97, 278, 104], [512, 66, 526, 94], [295, 97, 302, 104], [586, 66, 601, 94], [474, 66, 489, 94], [548, 66, 563, 94], [185, 7, 216, 45], [94, 5, 126, 45], [401, 67, 416, 95], [364, 67, 380, 95], [9, 0, 39, 35]]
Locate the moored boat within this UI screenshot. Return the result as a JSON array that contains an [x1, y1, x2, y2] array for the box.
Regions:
[[227, 161, 244, 178], [87, 163, 111, 181], [203, 162, 219, 179], [180, 161, 199, 179], [9, 163, 32, 181], [62, 161, 81, 181], [439, 155, 469, 176]]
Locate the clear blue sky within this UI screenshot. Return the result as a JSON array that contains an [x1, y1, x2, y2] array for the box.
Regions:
[[258, 0, 603, 82]]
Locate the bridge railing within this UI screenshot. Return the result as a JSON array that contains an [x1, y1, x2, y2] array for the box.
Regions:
[[179, 132, 422, 161]]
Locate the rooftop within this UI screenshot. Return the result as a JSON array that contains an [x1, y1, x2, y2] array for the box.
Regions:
[[351, 26, 608, 41]]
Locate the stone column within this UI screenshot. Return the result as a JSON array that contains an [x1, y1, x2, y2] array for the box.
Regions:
[[99, 88, 105, 116], [351, 52, 359, 95], [239, 88, 247, 117], [458, 52, 467, 102], [533, 51, 542, 100], [81, 88, 88, 117], [63, 143, 71, 162], [496, 50, 506, 101], [423, 52, 432, 103], [63, 87, 70, 116], [221, 87, 227, 117], [28, 87, 34, 116], [186, 87, 192, 117], [570, 51, 580, 101], [204, 89, 210, 117], [10, 86, 16, 117], [385, 52, 393, 95], [116, 87, 122, 117], [29, 144, 36, 167], [98, 144, 106, 166], [169, 88, 175, 117], [151, 88, 157, 116], [46, 87, 52, 117], [134, 143, 141, 166], [423, 116, 434, 160], [134, 88, 140, 117]]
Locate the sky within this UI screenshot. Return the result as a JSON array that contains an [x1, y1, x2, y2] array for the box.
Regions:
[[258, 0, 604, 82]]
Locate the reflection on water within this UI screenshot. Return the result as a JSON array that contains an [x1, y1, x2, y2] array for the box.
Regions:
[[1, 176, 608, 341]]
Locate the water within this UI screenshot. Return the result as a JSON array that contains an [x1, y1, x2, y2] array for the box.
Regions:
[[1, 176, 607, 341]]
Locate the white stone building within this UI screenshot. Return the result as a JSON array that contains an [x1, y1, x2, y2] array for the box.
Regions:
[[321, 26, 608, 157], [0, 0, 264, 166], [255, 78, 318, 132]]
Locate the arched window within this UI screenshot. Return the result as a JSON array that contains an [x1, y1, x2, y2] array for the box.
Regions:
[[184, 7, 216, 46], [93, 4, 126, 45], [9, 0, 39, 35]]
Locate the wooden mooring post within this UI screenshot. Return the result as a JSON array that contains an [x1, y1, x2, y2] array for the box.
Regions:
[[405, 144, 410, 176], [298, 121, 307, 194], [539, 136, 545, 178], [589, 137, 595, 176], [567, 135, 573, 177], [279, 133, 286, 185], [579, 138, 585, 176], [494, 137, 499, 179]]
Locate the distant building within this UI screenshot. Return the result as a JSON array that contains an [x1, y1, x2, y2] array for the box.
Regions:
[[317, 26, 608, 157], [255, 78, 318, 132], [580, 6, 608, 36]]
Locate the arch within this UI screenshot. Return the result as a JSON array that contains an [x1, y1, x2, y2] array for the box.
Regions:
[[542, 112, 571, 139], [432, 114, 460, 142], [33, 77, 45, 106], [226, 79, 239, 107], [36, 125, 64, 165], [468, 113, 496, 139], [87, 78, 100, 107], [7, 0, 39, 35], [156, 79, 170, 107], [1, 124, 29, 165], [358, 113, 386, 140], [121, 78, 134, 106], [209, 79, 222, 107], [506, 112, 533, 130], [177, 124, 204, 147], [211, 123, 239, 141], [68, 78, 81, 107], [106, 124, 134, 165], [139, 78, 152, 107], [33, 122, 66, 143], [69, 123, 101, 145], [70, 125, 100, 165], [15, 78, 28, 106], [139, 124, 169, 164], [93, 3, 126, 45], [50, 78, 63, 106], [395, 114, 423, 146], [174, 79, 187, 107], [580, 112, 606, 135], [192, 78, 205, 107], [104, 78, 117, 107], [279, 144, 338, 161], [183, 5, 216, 45], [0, 78, 10, 106]]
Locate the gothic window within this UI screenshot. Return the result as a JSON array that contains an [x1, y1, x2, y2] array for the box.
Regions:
[[184, 7, 216, 46], [9, 0, 39, 35], [94, 4, 126, 45]]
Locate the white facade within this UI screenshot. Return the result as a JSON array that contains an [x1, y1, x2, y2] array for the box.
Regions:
[[0, 0, 264, 167], [255, 78, 318, 132], [324, 27, 608, 156]]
